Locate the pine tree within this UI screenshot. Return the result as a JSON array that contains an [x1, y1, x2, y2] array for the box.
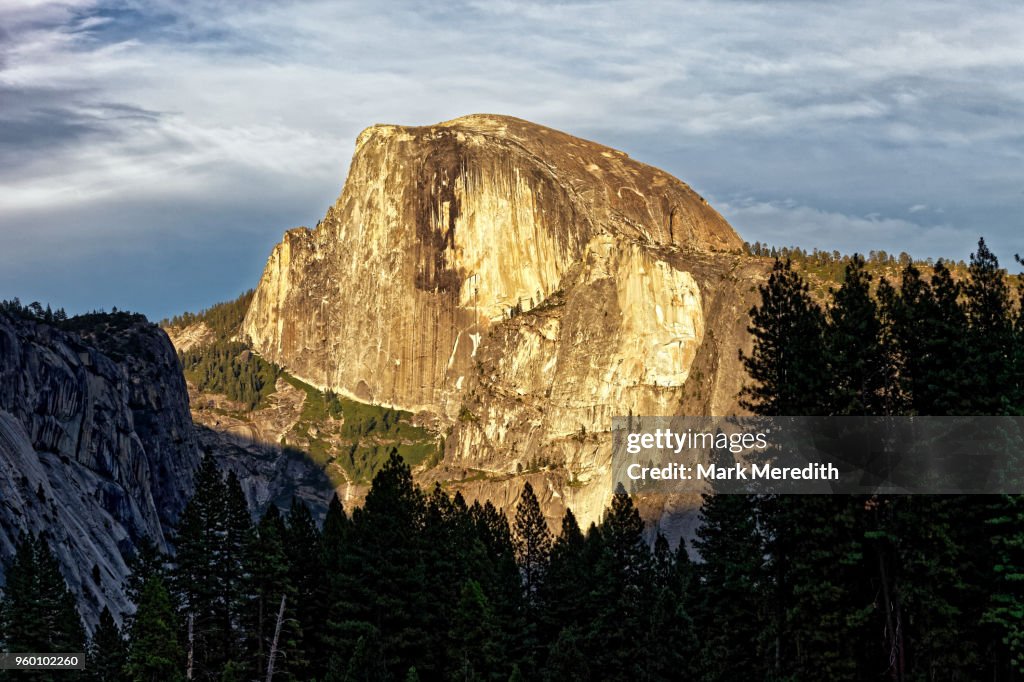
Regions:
[[332, 452, 430, 678], [986, 260, 1024, 672], [126, 576, 183, 682], [468, 499, 522, 671], [544, 626, 591, 682], [877, 240, 1015, 678], [642, 535, 697, 681], [419, 485, 482, 674], [246, 505, 294, 681], [693, 493, 768, 682], [220, 470, 252, 671], [882, 262, 970, 415], [539, 509, 590, 644], [771, 495, 871, 680], [739, 259, 826, 415], [824, 254, 889, 415], [125, 539, 167, 614], [926, 261, 971, 414], [512, 481, 552, 605], [448, 580, 502, 681], [872, 495, 990, 680], [586, 487, 652, 680], [986, 495, 1024, 675], [322, 494, 350, 568], [339, 632, 389, 682], [87, 607, 128, 681], [284, 498, 324, 681], [171, 454, 229, 679], [322, 493, 351, 666], [1012, 254, 1024, 414], [322, 653, 347, 682], [964, 237, 1015, 414]]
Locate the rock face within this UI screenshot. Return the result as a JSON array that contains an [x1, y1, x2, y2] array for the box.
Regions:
[[0, 312, 200, 628], [243, 114, 761, 530]]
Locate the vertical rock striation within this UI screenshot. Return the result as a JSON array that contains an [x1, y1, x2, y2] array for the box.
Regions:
[[0, 312, 200, 629]]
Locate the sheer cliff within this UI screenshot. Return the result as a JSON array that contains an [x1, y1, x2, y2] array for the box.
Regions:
[[0, 311, 200, 628], [242, 114, 762, 528]]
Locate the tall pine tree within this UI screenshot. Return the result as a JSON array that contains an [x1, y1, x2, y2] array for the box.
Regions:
[[331, 451, 431, 678], [739, 258, 827, 415], [87, 607, 128, 681], [512, 481, 552, 605], [824, 254, 889, 415], [586, 487, 653, 680], [284, 498, 324, 681], [171, 454, 230, 680], [126, 576, 183, 682], [964, 237, 1015, 414], [245, 505, 294, 681]]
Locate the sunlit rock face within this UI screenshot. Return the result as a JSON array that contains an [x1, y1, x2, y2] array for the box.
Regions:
[[244, 114, 760, 531]]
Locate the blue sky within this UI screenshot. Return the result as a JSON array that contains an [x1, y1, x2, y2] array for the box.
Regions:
[[1, 0, 1022, 321]]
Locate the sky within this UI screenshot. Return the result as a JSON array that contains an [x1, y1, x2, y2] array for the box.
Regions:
[[1, 0, 1022, 321]]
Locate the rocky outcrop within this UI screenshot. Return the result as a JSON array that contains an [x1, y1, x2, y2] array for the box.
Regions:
[[242, 114, 761, 532], [186, 377, 335, 519], [0, 312, 200, 629], [438, 249, 765, 530], [164, 321, 215, 353]]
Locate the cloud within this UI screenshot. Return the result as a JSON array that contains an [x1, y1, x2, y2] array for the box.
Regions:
[[0, 0, 1022, 317]]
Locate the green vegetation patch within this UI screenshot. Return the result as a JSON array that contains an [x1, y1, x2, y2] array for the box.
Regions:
[[280, 373, 439, 484], [180, 341, 280, 411]]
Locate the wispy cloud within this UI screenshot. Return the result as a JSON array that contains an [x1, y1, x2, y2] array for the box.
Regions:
[[1, 0, 1022, 318]]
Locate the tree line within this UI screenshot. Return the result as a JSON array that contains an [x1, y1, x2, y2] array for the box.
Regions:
[[0, 300, 147, 332], [744, 241, 937, 269], [0, 299, 69, 323], [161, 290, 255, 338]]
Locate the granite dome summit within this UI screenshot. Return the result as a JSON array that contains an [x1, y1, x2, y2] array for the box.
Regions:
[[243, 114, 743, 404]]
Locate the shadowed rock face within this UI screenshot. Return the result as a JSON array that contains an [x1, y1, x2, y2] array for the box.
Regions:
[[243, 114, 761, 532], [0, 313, 200, 629]]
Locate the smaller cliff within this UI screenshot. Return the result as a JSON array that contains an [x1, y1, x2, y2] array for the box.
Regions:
[[0, 309, 200, 629]]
